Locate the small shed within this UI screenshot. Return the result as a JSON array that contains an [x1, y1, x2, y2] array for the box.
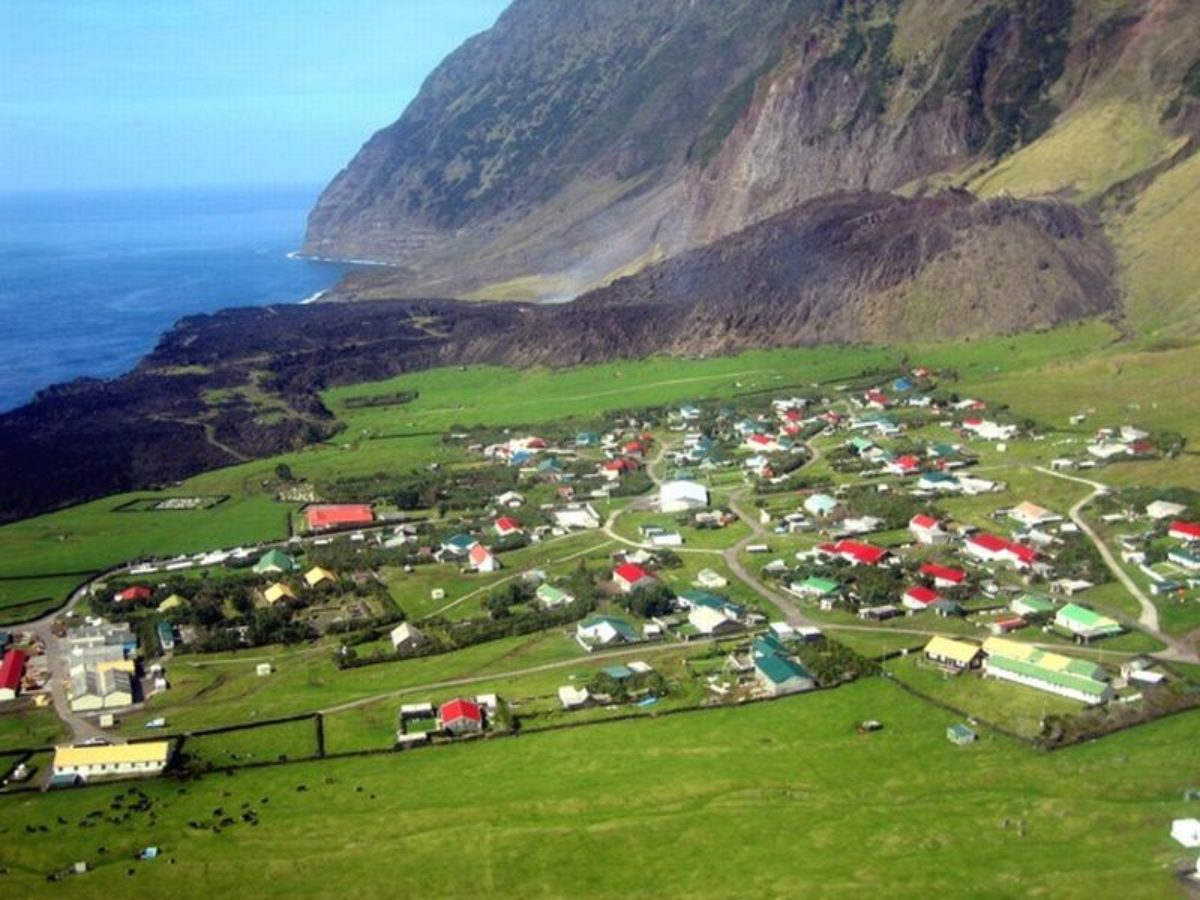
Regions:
[[946, 723, 977, 746]]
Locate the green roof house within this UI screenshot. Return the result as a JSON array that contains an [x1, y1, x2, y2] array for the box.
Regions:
[[253, 549, 298, 575], [1054, 603, 1122, 642], [1011, 594, 1056, 618], [791, 576, 839, 598], [535, 584, 574, 608], [753, 651, 815, 697]]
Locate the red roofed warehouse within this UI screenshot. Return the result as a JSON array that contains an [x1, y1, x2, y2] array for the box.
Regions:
[[0, 649, 27, 700], [439, 697, 483, 735], [306, 504, 375, 532], [613, 563, 655, 594]]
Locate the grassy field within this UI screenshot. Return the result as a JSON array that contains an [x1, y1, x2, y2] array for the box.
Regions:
[[883, 654, 1083, 738], [1, 678, 1197, 897], [0, 705, 69, 750]]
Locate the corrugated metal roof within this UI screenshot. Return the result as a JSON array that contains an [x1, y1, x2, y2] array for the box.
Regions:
[[54, 742, 171, 768]]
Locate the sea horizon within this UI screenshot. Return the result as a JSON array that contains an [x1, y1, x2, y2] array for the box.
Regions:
[[0, 183, 355, 412]]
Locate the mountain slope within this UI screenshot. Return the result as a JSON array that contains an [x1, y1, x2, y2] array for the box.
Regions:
[[306, 0, 1200, 328]]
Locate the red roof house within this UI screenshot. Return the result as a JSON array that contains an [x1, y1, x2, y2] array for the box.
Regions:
[[306, 504, 375, 532], [439, 697, 483, 735], [468, 544, 500, 573], [1169, 521, 1200, 542], [965, 533, 1037, 569], [903, 586, 940, 610], [824, 540, 889, 566], [920, 563, 966, 586], [613, 563, 655, 593], [494, 516, 522, 538], [0, 649, 27, 699], [116, 586, 152, 603]]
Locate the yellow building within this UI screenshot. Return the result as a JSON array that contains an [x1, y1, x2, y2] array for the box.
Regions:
[[304, 566, 337, 589], [264, 582, 297, 605], [157, 594, 186, 613], [52, 741, 172, 780], [924, 636, 983, 671]]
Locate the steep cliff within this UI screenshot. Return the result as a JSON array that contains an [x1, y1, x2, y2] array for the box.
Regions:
[[305, 0, 1200, 316]]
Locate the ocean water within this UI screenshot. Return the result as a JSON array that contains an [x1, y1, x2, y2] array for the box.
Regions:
[[0, 185, 353, 412]]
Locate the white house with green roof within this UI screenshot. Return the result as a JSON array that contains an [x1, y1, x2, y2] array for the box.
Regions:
[[752, 642, 815, 697], [253, 549, 298, 575], [1054, 603, 1122, 642], [535, 584, 575, 608], [788, 576, 839, 599], [982, 637, 1113, 704], [1011, 594, 1056, 619]]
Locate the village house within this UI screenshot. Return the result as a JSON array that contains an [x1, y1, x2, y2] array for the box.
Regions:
[[920, 563, 966, 589], [687, 605, 743, 637], [981, 637, 1112, 704], [659, 479, 709, 513], [695, 568, 728, 589], [253, 549, 298, 575], [789, 576, 840, 599], [264, 582, 297, 605], [924, 636, 983, 671], [305, 504, 374, 532], [1145, 500, 1186, 520], [52, 741, 172, 782], [1168, 547, 1200, 571], [390, 622, 426, 653], [0, 649, 26, 701], [494, 516, 523, 538], [576, 615, 639, 650], [1169, 521, 1200, 543], [553, 504, 602, 530], [1009, 501, 1061, 528], [803, 493, 839, 518], [441, 533, 478, 558], [964, 533, 1038, 570], [467, 544, 501, 573], [902, 586, 940, 611], [439, 697, 484, 736], [535, 583, 575, 608], [1054, 603, 1122, 642], [116, 585, 152, 604], [1011, 594, 1056, 620], [909, 514, 949, 545], [495, 490, 525, 508], [613, 563, 655, 594], [751, 636, 815, 696], [303, 566, 337, 589], [818, 540, 890, 567]]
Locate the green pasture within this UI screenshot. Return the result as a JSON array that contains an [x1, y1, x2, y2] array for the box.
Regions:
[[1, 679, 1197, 897]]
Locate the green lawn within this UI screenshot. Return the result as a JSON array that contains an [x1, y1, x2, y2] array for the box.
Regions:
[[0, 705, 69, 751], [1, 678, 1197, 896]]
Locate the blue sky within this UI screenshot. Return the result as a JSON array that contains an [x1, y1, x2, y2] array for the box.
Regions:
[[0, 1, 509, 192]]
